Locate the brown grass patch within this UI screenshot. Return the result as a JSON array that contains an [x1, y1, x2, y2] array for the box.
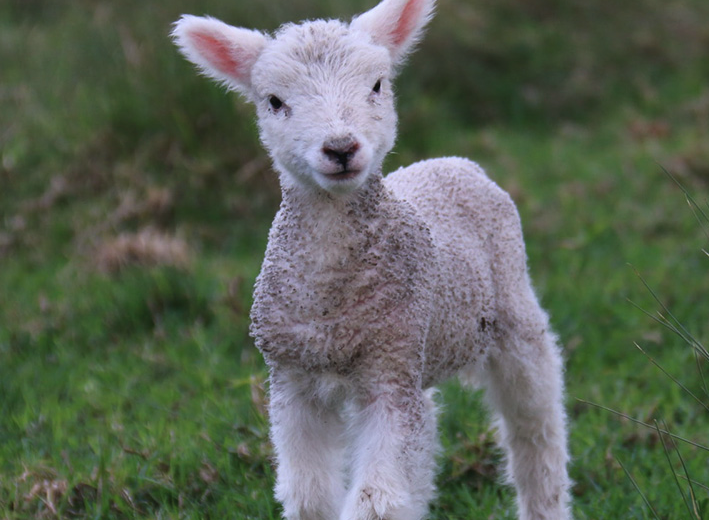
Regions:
[[93, 227, 192, 274]]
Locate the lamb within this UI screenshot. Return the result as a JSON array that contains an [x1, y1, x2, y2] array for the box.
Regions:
[[171, 0, 572, 518]]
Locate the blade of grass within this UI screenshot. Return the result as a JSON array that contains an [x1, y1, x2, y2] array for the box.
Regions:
[[634, 343, 709, 413], [575, 399, 709, 452], [678, 476, 709, 493], [632, 270, 705, 356], [654, 420, 695, 518], [660, 164, 709, 241], [658, 419, 703, 520], [627, 297, 683, 338], [616, 457, 661, 520], [628, 266, 709, 360], [694, 348, 709, 400], [627, 298, 707, 360]]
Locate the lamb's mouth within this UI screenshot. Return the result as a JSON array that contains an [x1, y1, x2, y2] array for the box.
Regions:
[[324, 169, 361, 181]]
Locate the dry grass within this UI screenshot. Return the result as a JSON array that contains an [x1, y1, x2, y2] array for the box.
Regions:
[[93, 227, 192, 274]]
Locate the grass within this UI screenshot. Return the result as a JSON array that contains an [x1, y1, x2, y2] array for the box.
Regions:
[[1, 0, 708, 518]]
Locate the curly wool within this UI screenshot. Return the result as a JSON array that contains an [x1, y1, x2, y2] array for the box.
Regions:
[[251, 157, 526, 387]]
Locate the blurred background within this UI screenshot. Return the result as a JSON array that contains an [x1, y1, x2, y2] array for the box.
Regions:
[[1, 0, 708, 518]]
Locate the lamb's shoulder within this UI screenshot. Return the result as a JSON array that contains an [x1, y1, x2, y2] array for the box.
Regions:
[[249, 188, 437, 376]]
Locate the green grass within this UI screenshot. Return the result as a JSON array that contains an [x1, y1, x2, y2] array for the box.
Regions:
[[1, 0, 708, 518]]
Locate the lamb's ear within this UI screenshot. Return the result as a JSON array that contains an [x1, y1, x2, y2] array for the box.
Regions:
[[350, 0, 435, 67], [171, 15, 268, 97]]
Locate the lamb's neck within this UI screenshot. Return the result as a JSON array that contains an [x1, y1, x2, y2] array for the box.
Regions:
[[280, 172, 389, 229], [274, 172, 395, 274]]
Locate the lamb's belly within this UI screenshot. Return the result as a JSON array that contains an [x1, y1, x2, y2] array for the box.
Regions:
[[421, 253, 496, 387], [422, 326, 491, 387]]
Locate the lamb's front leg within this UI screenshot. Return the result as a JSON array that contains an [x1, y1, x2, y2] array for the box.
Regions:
[[341, 385, 439, 520], [269, 370, 346, 520]]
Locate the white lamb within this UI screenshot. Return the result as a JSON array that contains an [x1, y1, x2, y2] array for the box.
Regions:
[[172, 0, 571, 518]]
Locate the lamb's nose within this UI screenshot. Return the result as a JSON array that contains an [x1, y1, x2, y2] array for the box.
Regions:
[[323, 137, 360, 169]]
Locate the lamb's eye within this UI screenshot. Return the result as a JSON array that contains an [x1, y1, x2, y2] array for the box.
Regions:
[[372, 80, 382, 94], [269, 95, 283, 110]]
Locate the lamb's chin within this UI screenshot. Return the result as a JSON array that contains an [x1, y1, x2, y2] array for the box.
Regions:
[[316, 169, 370, 195], [323, 169, 361, 181]]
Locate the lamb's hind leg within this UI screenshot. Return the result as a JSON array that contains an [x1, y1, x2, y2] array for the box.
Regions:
[[480, 318, 572, 520], [269, 370, 346, 520]]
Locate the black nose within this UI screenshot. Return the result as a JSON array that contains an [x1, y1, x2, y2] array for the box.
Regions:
[[322, 137, 360, 170]]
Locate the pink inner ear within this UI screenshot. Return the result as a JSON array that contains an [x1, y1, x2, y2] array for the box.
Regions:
[[391, 0, 423, 47], [191, 31, 244, 79]]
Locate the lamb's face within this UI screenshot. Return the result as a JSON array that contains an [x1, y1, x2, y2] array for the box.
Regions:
[[172, 0, 435, 194], [251, 21, 397, 195]]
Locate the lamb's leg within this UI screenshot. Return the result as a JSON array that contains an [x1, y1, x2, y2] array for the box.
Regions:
[[481, 325, 572, 520], [340, 387, 438, 520], [269, 371, 346, 520]]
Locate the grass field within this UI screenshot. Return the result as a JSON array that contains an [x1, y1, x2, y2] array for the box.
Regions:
[[1, 0, 708, 518]]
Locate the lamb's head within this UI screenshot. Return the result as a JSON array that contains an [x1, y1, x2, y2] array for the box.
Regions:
[[172, 0, 435, 195]]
